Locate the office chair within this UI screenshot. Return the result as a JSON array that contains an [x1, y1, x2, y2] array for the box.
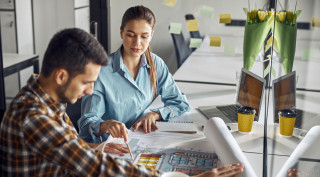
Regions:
[[169, 26, 192, 68], [66, 98, 82, 132]]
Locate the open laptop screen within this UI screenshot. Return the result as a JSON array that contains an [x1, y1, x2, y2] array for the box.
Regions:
[[237, 69, 265, 117], [273, 71, 296, 123]]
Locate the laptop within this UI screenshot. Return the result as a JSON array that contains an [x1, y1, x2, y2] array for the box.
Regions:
[[272, 71, 318, 129], [198, 68, 266, 123]]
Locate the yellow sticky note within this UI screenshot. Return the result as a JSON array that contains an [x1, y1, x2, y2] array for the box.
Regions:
[[189, 38, 202, 48], [169, 22, 182, 34], [210, 36, 221, 47], [186, 19, 199, 32], [219, 14, 231, 24], [224, 44, 235, 56], [312, 17, 320, 27], [163, 0, 177, 7]]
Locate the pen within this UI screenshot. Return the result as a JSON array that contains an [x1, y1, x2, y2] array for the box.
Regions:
[[125, 141, 134, 160]]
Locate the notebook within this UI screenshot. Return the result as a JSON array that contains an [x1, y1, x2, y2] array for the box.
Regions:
[[272, 71, 318, 129], [198, 68, 266, 123], [156, 121, 198, 134]]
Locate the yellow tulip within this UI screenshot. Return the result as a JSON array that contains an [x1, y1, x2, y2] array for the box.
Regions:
[[276, 12, 286, 22], [286, 11, 295, 22], [248, 9, 258, 21], [268, 11, 275, 17], [258, 11, 268, 22]]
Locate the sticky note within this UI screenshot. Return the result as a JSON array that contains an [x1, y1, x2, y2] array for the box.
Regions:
[[210, 36, 221, 47], [224, 44, 235, 56], [200, 5, 214, 18], [219, 14, 231, 24], [189, 38, 202, 48], [263, 63, 271, 77], [169, 22, 182, 34], [163, 0, 177, 7], [312, 17, 320, 27], [302, 48, 313, 60], [186, 19, 199, 32]]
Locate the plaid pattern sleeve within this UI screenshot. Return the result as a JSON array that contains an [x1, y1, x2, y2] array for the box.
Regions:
[[0, 75, 160, 177]]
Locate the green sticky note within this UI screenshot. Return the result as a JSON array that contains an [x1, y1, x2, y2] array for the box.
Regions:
[[224, 44, 235, 56], [263, 63, 271, 77], [200, 5, 214, 18], [169, 22, 182, 34], [189, 38, 202, 48], [302, 48, 313, 60]]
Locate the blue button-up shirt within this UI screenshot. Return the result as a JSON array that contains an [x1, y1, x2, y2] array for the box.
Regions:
[[78, 47, 190, 143]]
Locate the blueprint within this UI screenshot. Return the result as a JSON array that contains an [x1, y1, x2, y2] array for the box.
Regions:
[[105, 131, 219, 175]]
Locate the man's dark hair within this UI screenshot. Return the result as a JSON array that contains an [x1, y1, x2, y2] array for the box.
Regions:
[[41, 28, 108, 78]]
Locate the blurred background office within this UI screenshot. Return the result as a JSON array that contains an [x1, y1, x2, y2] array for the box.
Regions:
[[1, 0, 319, 120]]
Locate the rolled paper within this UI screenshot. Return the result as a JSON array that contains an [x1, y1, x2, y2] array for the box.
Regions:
[[204, 117, 257, 177], [276, 126, 320, 177]]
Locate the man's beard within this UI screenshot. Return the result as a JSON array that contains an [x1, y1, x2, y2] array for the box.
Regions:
[[57, 78, 72, 103]]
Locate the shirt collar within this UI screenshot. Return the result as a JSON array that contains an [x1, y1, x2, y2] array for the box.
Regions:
[[27, 74, 67, 116], [112, 46, 151, 72]]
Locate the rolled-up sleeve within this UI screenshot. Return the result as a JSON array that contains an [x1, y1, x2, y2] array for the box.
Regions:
[[78, 79, 109, 143], [150, 55, 190, 121], [23, 114, 159, 177]]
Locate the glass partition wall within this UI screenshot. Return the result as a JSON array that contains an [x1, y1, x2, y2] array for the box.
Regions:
[[105, 0, 320, 176]]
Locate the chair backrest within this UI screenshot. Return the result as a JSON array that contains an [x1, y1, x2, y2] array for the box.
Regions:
[[66, 98, 82, 132], [169, 26, 192, 68], [185, 14, 202, 39]]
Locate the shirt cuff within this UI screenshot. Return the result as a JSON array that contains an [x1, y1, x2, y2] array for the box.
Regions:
[[89, 121, 101, 136], [151, 106, 174, 121]]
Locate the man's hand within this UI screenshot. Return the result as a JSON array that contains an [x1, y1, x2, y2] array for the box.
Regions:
[[195, 163, 244, 177], [95, 120, 129, 142], [103, 142, 129, 156], [132, 112, 161, 133]]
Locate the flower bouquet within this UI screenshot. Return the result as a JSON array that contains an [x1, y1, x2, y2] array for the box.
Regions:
[[243, 7, 274, 70], [273, 2, 301, 74]]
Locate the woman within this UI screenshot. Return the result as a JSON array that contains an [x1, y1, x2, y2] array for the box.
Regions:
[[78, 5, 190, 143]]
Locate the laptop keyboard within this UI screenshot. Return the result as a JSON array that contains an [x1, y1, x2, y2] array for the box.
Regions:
[[216, 105, 239, 122]]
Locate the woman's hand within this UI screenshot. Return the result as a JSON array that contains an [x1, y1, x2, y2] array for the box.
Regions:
[[96, 120, 129, 142], [195, 163, 244, 177], [132, 112, 161, 133]]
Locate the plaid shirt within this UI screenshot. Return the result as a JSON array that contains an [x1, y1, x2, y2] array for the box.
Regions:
[[0, 74, 160, 177]]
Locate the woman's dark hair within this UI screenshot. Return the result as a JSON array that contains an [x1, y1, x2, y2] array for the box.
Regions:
[[121, 5, 158, 95], [41, 28, 108, 78]]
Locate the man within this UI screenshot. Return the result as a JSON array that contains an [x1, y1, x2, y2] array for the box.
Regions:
[[0, 28, 243, 176]]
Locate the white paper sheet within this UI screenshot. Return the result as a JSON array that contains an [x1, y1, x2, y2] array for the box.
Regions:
[[276, 125, 320, 177], [204, 117, 257, 177]]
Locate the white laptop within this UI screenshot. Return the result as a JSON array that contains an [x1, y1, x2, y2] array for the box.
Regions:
[[272, 71, 318, 129], [198, 68, 266, 123]]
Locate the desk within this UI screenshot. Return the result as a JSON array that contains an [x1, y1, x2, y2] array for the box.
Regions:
[[2, 53, 39, 89], [149, 82, 320, 176], [174, 36, 320, 92]]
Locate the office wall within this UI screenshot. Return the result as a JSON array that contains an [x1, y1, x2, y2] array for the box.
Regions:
[[33, 0, 75, 70], [109, 0, 319, 73]]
